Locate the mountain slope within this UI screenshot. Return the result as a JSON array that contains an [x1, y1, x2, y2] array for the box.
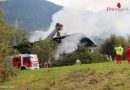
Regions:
[[2, 0, 62, 31]]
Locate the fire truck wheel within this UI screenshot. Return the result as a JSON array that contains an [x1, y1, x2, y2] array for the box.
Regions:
[[21, 66, 26, 70]]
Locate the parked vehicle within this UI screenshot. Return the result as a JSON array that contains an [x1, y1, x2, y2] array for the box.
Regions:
[[12, 54, 39, 70]]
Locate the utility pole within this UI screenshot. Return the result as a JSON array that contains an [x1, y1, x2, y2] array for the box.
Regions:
[[14, 18, 18, 46]]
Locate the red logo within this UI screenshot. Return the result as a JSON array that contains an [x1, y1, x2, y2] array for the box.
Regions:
[[117, 2, 121, 9], [107, 2, 129, 12]]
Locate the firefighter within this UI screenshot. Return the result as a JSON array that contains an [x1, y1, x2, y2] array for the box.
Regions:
[[126, 46, 130, 64], [114, 45, 124, 64]]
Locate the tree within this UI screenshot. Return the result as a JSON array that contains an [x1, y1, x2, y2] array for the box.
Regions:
[[0, 8, 19, 82], [0, 8, 14, 63], [98, 34, 128, 59], [128, 36, 130, 45], [31, 39, 58, 64], [9, 28, 30, 46], [15, 38, 32, 54]]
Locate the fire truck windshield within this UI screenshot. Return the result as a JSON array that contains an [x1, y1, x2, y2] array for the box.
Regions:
[[23, 57, 30, 62]]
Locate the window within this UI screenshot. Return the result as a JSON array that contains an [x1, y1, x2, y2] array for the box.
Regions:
[[23, 57, 30, 62], [13, 57, 20, 62], [30, 55, 38, 61]]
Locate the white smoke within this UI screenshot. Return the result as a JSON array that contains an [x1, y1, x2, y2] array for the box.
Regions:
[[30, 0, 130, 41], [55, 33, 84, 59], [48, 7, 130, 40], [29, 0, 130, 59], [49, 0, 130, 59], [29, 31, 48, 42]]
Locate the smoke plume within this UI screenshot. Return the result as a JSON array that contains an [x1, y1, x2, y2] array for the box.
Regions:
[[29, 0, 130, 59]]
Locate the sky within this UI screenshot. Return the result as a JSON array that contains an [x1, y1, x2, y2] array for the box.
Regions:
[[30, 0, 130, 42]]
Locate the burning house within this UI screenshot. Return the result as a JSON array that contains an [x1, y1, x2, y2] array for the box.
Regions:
[[13, 23, 97, 59]]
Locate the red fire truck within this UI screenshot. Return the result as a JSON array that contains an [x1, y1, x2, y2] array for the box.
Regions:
[[12, 23, 63, 69], [12, 54, 39, 70]]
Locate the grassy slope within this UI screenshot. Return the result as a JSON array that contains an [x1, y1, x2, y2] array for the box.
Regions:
[[1, 61, 130, 90]]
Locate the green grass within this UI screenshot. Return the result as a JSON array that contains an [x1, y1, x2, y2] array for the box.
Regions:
[[1, 61, 130, 90]]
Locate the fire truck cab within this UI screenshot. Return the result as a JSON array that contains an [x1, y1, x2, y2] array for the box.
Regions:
[[12, 54, 39, 70]]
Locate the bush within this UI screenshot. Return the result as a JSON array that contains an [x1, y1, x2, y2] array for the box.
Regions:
[[53, 48, 108, 67], [0, 57, 19, 82], [0, 66, 10, 82], [98, 34, 129, 59], [0, 66, 19, 82], [0, 8, 19, 82]]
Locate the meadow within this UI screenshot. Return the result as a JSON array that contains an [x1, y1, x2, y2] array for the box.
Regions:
[[0, 61, 130, 90]]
